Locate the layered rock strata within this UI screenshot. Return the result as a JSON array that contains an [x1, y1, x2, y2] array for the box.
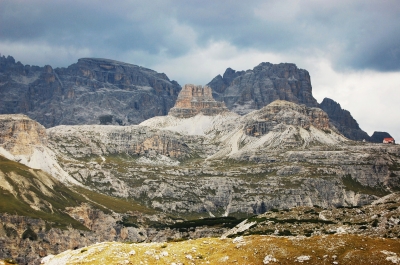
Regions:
[[48, 101, 400, 215], [168, 84, 228, 118], [47, 125, 193, 161], [0, 114, 47, 156], [0, 114, 80, 185], [0, 56, 181, 127], [243, 100, 332, 137]]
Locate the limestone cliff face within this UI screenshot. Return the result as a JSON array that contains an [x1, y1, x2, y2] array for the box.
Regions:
[[0, 114, 81, 185], [0, 56, 181, 127], [168, 84, 228, 118], [319, 98, 371, 141], [243, 100, 332, 137], [207, 62, 319, 114], [47, 125, 193, 160], [48, 100, 400, 216], [0, 114, 47, 156]]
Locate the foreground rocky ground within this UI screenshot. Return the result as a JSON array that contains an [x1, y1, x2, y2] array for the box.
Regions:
[[41, 234, 400, 265], [1, 192, 399, 264]]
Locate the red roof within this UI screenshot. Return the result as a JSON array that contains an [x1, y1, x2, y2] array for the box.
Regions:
[[384, 138, 394, 141]]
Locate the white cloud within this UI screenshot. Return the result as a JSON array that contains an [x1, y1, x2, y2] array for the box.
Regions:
[[0, 41, 92, 67], [149, 40, 284, 85], [307, 59, 400, 140]]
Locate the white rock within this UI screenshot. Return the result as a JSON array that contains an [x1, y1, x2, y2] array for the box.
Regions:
[[263, 255, 277, 264], [232, 236, 244, 244], [295, 255, 310, 262]]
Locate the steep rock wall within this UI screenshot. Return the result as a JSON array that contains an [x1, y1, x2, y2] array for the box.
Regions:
[[207, 62, 319, 114], [319, 98, 371, 141], [0, 56, 181, 127]]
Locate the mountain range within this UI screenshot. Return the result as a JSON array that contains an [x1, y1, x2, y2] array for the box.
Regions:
[[0, 55, 399, 264], [0, 55, 392, 141]]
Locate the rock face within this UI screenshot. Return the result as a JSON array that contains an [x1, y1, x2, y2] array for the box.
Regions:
[[48, 101, 400, 216], [224, 192, 400, 239], [243, 100, 331, 137], [168, 84, 228, 118], [0, 114, 79, 184], [0, 114, 47, 156], [2, 104, 400, 263], [370, 131, 393, 143], [47, 125, 193, 162], [319, 98, 371, 141], [0, 55, 181, 127], [207, 63, 389, 142], [207, 63, 319, 115]]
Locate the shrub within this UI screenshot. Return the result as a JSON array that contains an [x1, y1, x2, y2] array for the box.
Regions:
[[22, 227, 38, 241]]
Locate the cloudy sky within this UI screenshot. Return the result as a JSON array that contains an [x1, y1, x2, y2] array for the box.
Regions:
[[1, 0, 399, 140]]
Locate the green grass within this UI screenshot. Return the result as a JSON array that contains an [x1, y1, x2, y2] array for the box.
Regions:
[[0, 188, 89, 230], [73, 186, 157, 214], [342, 175, 389, 196], [0, 156, 90, 230], [0, 154, 157, 231]]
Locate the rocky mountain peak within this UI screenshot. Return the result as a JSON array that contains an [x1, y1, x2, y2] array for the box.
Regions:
[[0, 56, 181, 127], [168, 84, 228, 118], [319, 98, 371, 141], [207, 62, 319, 115], [370, 131, 393, 143], [243, 100, 333, 138]]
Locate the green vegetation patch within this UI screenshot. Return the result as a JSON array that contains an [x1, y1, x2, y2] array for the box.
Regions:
[[0, 156, 89, 230], [22, 227, 38, 240], [73, 187, 156, 214], [117, 216, 139, 228], [342, 175, 389, 196]]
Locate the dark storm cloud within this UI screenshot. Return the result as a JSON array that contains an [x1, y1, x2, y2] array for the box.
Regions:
[[1, 0, 399, 72], [0, 0, 191, 58]]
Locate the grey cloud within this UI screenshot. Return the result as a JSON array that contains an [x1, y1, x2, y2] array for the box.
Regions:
[[1, 0, 399, 72]]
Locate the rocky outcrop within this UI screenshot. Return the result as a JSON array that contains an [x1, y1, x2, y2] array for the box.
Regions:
[[47, 125, 194, 161], [370, 131, 393, 143], [207, 63, 319, 114], [0, 114, 79, 184], [224, 192, 400, 239], [0, 56, 181, 127], [207, 63, 386, 142], [243, 100, 332, 137], [319, 98, 371, 141], [48, 100, 400, 215], [168, 84, 228, 118], [0, 114, 47, 156]]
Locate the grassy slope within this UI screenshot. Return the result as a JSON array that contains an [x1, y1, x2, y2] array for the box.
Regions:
[[42, 234, 400, 265], [0, 155, 155, 230]]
